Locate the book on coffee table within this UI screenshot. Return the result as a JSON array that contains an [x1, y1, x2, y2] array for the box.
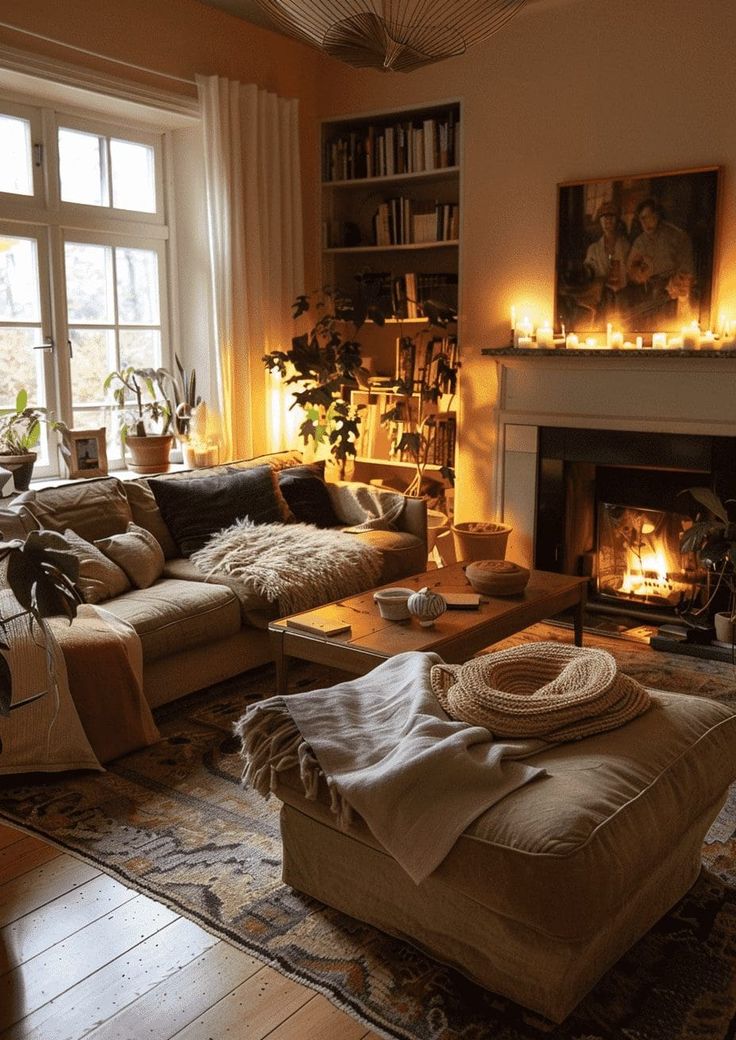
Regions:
[[286, 614, 352, 637], [441, 592, 482, 609]]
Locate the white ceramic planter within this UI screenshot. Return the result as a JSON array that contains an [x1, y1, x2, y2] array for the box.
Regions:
[[714, 612, 736, 644]]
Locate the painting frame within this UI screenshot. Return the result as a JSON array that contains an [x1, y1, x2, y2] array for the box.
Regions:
[[555, 166, 720, 336], [61, 428, 108, 479]]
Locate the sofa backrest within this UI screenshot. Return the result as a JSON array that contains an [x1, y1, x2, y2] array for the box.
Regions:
[[10, 478, 133, 542]]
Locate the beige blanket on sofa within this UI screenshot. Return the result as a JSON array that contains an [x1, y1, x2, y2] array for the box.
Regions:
[[237, 651, 545, 883]]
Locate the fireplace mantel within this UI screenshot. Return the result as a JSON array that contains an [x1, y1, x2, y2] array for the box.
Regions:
[[490, 351, 736, 567]]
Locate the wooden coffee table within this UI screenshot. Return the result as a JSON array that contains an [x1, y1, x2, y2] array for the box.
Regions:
[[268, 563, 587, 695]]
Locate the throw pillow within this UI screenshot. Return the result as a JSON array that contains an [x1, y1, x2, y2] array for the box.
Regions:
[[149, 465, 283, 556], [56, 528, 131, 604], [277, 462, 342, 528], [95, 523, 165, 590]]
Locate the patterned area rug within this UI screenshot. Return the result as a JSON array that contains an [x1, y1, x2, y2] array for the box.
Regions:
[[1, 626, 736, 1040]]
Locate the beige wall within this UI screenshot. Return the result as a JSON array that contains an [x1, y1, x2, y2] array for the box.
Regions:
[[314, 0, 736, 521]]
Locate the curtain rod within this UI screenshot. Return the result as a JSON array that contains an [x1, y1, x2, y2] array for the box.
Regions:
[[0, 19, 196, 86]]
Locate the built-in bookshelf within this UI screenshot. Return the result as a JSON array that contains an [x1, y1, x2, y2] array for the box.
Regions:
[[321, 101, 461, 487]]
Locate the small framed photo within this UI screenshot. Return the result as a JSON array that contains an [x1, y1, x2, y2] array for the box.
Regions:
[[61, 428, 108, 479], [555, 166, 720, 334]]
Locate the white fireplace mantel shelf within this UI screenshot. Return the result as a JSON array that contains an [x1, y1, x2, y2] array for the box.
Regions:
[[482, 346, 736, 358]]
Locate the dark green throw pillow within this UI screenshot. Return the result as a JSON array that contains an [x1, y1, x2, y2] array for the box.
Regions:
[[278, 463, 342, 528], [149, 466, 281, 556]]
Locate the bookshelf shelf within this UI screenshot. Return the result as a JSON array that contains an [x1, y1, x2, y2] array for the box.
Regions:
[[325, 240, 459, 255], [322, 166, 460, 189]]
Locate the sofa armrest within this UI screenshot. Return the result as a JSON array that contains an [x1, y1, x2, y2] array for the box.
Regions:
[[400, 495, 428, 547], [329, 479, 427, 551]]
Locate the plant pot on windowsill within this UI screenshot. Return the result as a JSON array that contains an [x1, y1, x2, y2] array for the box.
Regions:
[[0, 452, 37, 492], [125, 435, 174, 475]]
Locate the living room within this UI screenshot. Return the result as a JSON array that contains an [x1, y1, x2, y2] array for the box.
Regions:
[[1, 1, 736, 1038]]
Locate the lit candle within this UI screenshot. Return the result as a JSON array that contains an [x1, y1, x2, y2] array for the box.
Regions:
[[565, 333, 579, 349], [667, 336, 683, 349], [585, 336, 599, 347], [681, 322, 701, 349], [606, 322, 612, 347], [652, 333, 667, 349], [536, 323, 554, 349], [701, 330, 715, 348], [623, 341, 634, 349], [610, 330, 624, 349], [516, 336, 533, 348], [514, 315, 533, 348], [635, 336, 643, 349]]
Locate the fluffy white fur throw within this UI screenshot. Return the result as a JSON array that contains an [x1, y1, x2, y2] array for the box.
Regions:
[[189, 519, 383, 615]]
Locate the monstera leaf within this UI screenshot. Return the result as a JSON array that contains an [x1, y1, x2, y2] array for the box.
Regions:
[[4, 532, 82, 622]]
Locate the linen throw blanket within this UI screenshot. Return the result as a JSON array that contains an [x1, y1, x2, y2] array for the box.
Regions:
[[327, 481, 406, 532], [237, 651, 546, 883], [190, 519, 383, 615]]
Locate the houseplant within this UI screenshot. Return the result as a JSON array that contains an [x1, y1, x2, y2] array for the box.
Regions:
[[679, 486, 736, 643], [0, 532, 82, 755], [0, 389, 65, 491], [263, 287, 370, 478], [103, 366, 175, 474]]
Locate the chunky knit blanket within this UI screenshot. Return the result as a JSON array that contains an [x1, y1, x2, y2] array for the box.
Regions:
[[430, 641, 651, 742], [237, 651, 545, 883]]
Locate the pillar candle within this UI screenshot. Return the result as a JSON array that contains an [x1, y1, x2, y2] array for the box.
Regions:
[[565, 333, 579, 349], [681, 323, 701, 349], [536, 324, 554, 348], [514, 316, 533, 347], [610, 331, 624, 349], [652, 333, 667, 349]]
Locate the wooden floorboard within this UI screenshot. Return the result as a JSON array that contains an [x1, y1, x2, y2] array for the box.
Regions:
[[0, 835, 387, 1040]]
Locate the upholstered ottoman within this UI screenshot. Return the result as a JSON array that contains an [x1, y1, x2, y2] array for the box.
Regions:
[[271, 689, 736, 1022]]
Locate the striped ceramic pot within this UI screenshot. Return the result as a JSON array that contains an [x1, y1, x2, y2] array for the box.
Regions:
[[407, 586, 447, 628]]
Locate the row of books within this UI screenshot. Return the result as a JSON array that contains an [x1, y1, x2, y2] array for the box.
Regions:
[[387, 410, 457, 467], [352, 391, 456, 468], [324, 112, 459, 182], [395, 334, 459, 389], [373, 199, 459, 246], [392, 273, 458, 319]]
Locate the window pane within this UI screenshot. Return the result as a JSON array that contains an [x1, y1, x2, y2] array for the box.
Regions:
[[111, 139, 156, 213], [58, 127, 109, 207], [69, 328, 116, 406], [64, 242, 115, 323], [0, 115, 33, 196], [0, 236, 41, 321], [116, 248, 160, 324], [119, 328, 161, 370], [0, 328, 43, 406]]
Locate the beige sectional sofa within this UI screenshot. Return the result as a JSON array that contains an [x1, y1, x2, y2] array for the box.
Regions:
[[0, 451, 427, 707]]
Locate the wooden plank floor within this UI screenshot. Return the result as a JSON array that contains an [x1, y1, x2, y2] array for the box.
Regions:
[[0, 823, 382, 1040]]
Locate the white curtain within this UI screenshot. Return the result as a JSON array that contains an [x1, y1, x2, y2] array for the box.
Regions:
[[196, 75, 304, 461]]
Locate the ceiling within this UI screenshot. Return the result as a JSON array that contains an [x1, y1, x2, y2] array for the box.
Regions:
[[198, 0, 282, 33]]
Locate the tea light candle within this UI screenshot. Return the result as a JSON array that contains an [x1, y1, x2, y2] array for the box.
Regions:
[[667, 336, 683, 349], [610, 330, 624, 349], [623, 341, 634, 349], [516, 336, 533, 348], [585, 336, 599, 347], [514, 315, 533, 347], [535, 323, 554, 348], [565, 333, 580, 349], [681, 323, 701, 350], [652, 333, 667, 349], [701, 330, 715, 348]]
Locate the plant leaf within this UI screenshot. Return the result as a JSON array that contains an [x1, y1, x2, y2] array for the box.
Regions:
[[687, 487, 729, 523]]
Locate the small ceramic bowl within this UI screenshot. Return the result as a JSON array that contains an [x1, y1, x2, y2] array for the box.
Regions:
[[373, 587, 414, 621]]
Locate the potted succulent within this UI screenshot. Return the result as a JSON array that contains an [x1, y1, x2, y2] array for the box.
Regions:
[[166, 355, 207, 467], [263, 287, 369, 478], [104, 366, 175, 474], [680, 486, 736, 643], [0, 389, 64, 491]]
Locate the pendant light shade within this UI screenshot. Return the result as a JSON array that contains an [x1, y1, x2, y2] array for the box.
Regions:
[[254, 0, 527, 72]]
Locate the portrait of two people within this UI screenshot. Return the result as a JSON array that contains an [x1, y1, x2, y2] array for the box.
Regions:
[[555, 168, 718, 333]]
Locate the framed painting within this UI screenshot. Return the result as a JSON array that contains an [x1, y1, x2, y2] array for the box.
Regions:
[[555, 166, 720, 334], [61, 428, 108, 479]]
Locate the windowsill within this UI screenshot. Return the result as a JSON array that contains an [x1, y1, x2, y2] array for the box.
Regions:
[[28, 462, 189, 492]]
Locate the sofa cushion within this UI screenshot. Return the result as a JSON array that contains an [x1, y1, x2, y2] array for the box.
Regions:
[[58, 528, 131, 604], [345, 529, 427, 583], [278, 462, 341, 528], [149, 466, 282, 556], [14, 478, 132, 542], [162, 557, 272, 619], [100, 578, 241, 662], [124, 480, 179, 559], [95, 523, 165, 590]]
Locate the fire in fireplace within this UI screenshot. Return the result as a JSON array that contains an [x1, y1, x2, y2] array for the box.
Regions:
[[596, 503, 696, 608]]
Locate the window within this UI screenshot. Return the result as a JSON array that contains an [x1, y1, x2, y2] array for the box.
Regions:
[[0, 97, 170, 474]]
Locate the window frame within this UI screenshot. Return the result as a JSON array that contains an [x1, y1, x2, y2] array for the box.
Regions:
[[0, 98, 45, 214]]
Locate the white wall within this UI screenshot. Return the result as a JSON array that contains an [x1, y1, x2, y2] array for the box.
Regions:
[[315, 0, 736, 521]]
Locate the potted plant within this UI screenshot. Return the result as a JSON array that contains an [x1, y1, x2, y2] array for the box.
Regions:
[[679, 486, 736, 643], [263, 287, 370, 478], [165, 355, 208, 467], [0, 532, 82, 755], [0, 389, 65, 491], [380, 300, 459, 500], [103, 366, 175, 474]]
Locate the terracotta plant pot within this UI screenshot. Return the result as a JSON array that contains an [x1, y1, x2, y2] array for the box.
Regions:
[[714, 611, 736, 645], [125, 435, 174, 475], [451, 521, 512, 563], [1, 452, 37, 492]]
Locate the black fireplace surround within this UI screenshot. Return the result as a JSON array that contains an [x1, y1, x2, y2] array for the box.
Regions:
[[534, 427, 736, 618]]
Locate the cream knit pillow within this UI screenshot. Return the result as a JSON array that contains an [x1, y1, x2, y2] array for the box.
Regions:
[[95, 523, 165, 590], [59, 528, 131, 604]]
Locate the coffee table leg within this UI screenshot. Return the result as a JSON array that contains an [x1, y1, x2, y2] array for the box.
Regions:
[[269, 630, 289, 695], [573, 594, 585, 647]]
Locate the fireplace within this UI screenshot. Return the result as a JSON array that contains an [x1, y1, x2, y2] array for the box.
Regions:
[[534, 427, 736, 623]]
